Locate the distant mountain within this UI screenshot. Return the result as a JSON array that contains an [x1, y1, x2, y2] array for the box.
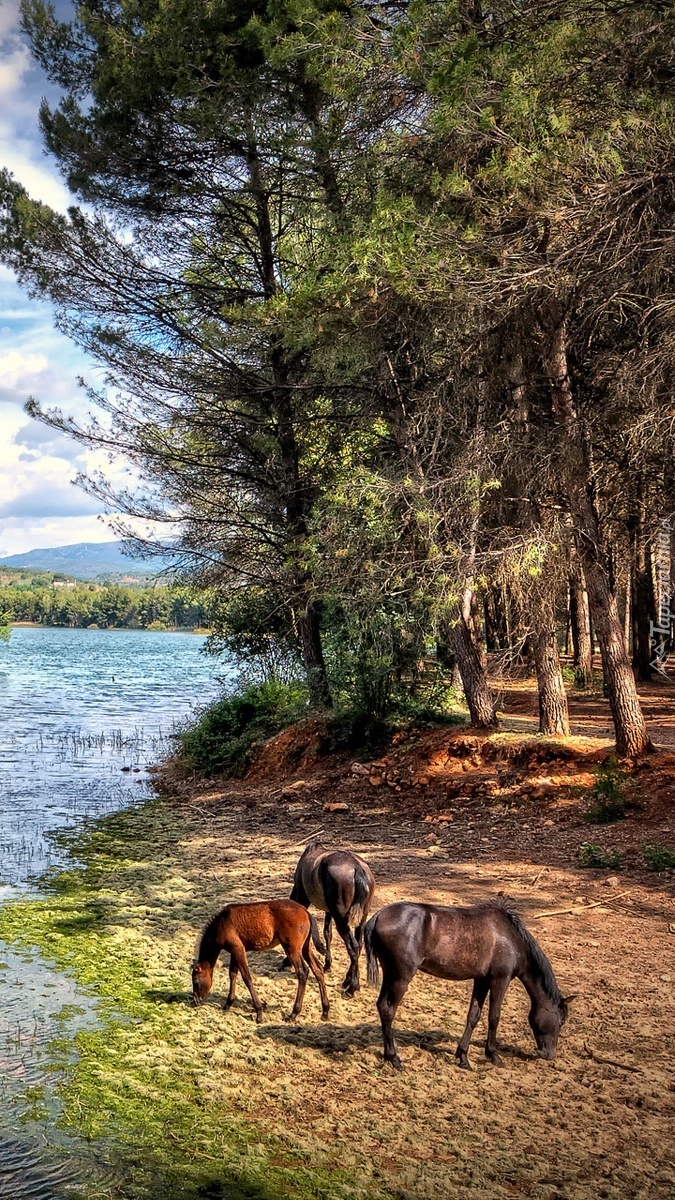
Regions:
[[0, 541, 174, 581]]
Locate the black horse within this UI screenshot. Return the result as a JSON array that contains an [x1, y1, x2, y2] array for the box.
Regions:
[[364, 899, 573, 1069], [289, 839, 375, 995]]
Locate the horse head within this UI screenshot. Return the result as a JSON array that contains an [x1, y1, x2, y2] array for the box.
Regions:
[[191, 960, 213, 1005], [528, 993, 573, 1060]]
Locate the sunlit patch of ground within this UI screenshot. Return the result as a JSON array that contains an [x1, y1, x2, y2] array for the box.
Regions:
[[154, 792, 675, 1200]]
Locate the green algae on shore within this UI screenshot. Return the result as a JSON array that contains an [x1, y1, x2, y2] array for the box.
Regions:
[[0, 799, 373, 1200]]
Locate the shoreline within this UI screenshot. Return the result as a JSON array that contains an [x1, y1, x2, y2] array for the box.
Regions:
[[9, 621, 211, 634]]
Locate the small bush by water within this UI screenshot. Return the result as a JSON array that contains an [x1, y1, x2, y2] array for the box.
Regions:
[[177, 680, 308, 776]]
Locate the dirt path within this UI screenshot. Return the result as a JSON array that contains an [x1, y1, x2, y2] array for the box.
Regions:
[[166, 718, 675, 1200], [498, 672, 675, 749]]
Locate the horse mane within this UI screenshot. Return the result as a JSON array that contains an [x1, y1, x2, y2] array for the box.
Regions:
[[301, 837, 326, 857], [195, 907, 228, 962], [493, 900, 567, 1014]]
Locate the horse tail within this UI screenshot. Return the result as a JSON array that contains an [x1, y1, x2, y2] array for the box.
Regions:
[[364, 914, 381, 987], [290, 867, 310, 908], [349, 860, 374, 929], [308, 912, 326, 957]]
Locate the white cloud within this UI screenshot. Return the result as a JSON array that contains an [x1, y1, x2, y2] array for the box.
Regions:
[[0, 2, 173, 558]]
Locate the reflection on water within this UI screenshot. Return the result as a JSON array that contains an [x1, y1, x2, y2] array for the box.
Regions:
[[0, 626, 227, 1199]]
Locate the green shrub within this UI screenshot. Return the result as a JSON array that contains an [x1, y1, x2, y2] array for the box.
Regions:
[[562, 664, 595, 689], [177, 680, 308, 777], [577, 842, 624, 870], [584, 756, 640, 823], [642, 843, 675, 872]]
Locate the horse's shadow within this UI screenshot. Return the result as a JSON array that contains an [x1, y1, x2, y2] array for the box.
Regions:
[[145, 988, 192, 1005], [144, 990, 538, 1064], [256, 1020, 453, 1057]]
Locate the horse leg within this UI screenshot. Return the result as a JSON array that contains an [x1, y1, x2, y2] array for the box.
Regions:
[[230, 942, 266, 1024], [303, 936, 330, 1021], [455, 977, 489, 1070], [323, 913, 333, 973], [377, 972, 412, 1070], [485, 977, 510, 1066], [334, 913, 360, 996], [223, 955, 239, 1011], [283, 937, 309, 1023]]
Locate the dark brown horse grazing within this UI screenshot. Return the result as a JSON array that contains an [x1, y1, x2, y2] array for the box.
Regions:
[[192, 899, 330, 1024], [289, 839, 375, 996], [364, 900, 573, 1070]]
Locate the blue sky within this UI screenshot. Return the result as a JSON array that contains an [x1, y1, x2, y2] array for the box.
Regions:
[[0, 1, 136, 556]]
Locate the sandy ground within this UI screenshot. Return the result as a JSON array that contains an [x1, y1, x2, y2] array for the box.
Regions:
[[159, 676, 675, 1200]]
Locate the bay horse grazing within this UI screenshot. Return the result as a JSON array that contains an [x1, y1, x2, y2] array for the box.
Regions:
[[289, 839, 375, 996], [364, 900, 573, 1070], [192, 899, 329, 1024]]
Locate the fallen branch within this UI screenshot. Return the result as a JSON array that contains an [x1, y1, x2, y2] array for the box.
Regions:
[[289, 827, 324, 849], [530, 889, 632, 919], [530, 866, 550, 886], [583, 1043, 642, 1074]]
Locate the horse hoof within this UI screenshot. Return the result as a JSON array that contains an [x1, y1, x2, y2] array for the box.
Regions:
[[386, 1056, 402, 1071], [488, 1053, 504, 1068], [457, 1058, 472, 1070], [324, 961, 331, 973], [283, 1012, 298, 1024], [321, 1009, 330, 1022], [255, 1011, 265, 1024]]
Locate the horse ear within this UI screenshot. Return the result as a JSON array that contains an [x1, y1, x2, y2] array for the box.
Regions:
[[562, 993, 577, 1005]]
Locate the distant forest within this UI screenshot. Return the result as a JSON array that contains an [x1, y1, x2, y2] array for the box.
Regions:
[[0, 577, 210, 631]]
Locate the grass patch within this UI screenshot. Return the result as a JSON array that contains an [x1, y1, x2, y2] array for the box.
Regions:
[[0, 800, 376, 1200], [177, 680, 308, 777], [642, 842, 675, 872], [577, 842, 624, 870]]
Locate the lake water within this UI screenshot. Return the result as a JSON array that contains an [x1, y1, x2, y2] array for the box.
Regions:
[[0, 626, 227, 1199]]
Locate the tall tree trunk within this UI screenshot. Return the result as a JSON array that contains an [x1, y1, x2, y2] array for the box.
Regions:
[[532, 626, 570, 736], [543, 320, 651, 757], [569, 552, 593, 687], [246, 139, 333, 710], [630, 510, 654, 681], [296, 600, 332, 709], [484, 588, 508, 651], [451, 616, 499, 727], [470, 589, 488, 666], [451, 587, 498, 728], [484, 593, 499, 652]]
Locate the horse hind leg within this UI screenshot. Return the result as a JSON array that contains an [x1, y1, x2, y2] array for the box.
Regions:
[[303, 935, 330, 1020], [334, 913, 360, 996], [283, 935, 310, 1023], [323, 913, 333, 973], [455, 977, 489, 1069]]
